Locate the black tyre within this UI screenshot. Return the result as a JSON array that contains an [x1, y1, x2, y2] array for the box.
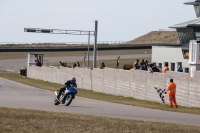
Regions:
[[54, 97, 60, 105], [65, 94, 73, 106]]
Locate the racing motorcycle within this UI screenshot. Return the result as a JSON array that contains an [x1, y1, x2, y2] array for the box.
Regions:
[[54, 84, 78, 106]]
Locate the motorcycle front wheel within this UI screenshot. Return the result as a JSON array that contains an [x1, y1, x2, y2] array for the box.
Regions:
[[65, 94, 73, 106], [54, 97, 60, 105]]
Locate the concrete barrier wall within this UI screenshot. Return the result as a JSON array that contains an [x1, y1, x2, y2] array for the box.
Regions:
[[27, 66, 200, 107], [92, 68, 104, 93], [102, 68, 116, 95]]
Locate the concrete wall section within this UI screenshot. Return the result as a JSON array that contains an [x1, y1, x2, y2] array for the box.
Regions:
[[130, 70, 146, 100], [188, 78, 200, 107], [82, 68, 92, 91], [46, 67, 57, 83], [27, 66, 200, 107], [59, 67, 68, 85], [115, 70, 130, 97], [92, 68, 103, 93], [102, 68, 116, 95]]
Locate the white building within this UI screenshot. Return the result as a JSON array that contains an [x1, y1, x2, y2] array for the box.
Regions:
[[152, 0, 200, 74]]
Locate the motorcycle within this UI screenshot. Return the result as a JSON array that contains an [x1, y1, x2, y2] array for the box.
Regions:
[[54, 84, 78, 106]]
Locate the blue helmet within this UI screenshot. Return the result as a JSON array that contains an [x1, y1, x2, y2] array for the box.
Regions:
[[71, 77, 76, 83]]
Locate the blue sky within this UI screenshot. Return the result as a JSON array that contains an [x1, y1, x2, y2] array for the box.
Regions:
[[0, 0, 196, 43]]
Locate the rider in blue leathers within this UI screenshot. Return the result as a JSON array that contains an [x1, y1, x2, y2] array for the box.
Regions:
[[57, 77, 77, 100]]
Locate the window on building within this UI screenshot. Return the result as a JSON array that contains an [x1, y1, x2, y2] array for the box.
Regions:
[[194, 5, 200, 18], [158, 63, 162, 68], [171, 63, 175, 71], [185, 68, 189, 73], [199, 44, 200, 62], [195, 32, 200, 40], [164, 62, 168, 67], [177, 62, 182, 69]]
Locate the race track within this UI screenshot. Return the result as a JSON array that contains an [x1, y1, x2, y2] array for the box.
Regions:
[[0, 77, 199, 126]]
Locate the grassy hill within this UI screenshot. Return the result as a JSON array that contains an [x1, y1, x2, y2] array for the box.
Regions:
[[127, 31, 180, 45], [0, 31, 180, 50]]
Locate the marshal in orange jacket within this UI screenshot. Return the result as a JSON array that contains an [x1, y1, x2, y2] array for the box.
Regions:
[[167, 82, 176, 96]]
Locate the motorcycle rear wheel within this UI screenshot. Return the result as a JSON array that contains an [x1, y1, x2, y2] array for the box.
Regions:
[[65, 94, 73, 106]]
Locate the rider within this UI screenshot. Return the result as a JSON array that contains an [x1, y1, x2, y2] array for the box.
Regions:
[[57, 77, 77, 100]]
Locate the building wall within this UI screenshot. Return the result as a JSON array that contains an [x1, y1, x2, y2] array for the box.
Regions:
[[152, 46, 189, 72], [27, 66, 200, 107]]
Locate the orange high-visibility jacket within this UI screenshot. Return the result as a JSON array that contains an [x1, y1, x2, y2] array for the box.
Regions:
[[162, 66, 169, 73], [167, 82, 176, 95]]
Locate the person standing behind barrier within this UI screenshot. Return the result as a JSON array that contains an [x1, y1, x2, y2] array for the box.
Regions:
[[35, 60, 39, 66], [167, 79, 178, 108], [139, 62, 146, 70], [77, 62, 80, 67], [134, 59, 140, 69], [177, 65, 183, 72], [116, 56, 120, 68], [38, 60, 42, 67], [73, 63, 77, 68], [162, 63, 169, 73], [100, 61, 105, 69]]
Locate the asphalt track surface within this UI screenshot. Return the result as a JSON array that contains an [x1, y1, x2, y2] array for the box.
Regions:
[[0, 54, 151, 72], [0, 77, 200, 126]]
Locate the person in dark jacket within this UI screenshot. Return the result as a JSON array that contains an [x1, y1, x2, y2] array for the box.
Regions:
[[134, 59, 140, 69], [100, 61, 105, 69], [140, 62, 146, 70], [73, 63, 77, 68], [57, 77, 77, 100], [116, 56, 120, 68], [38, 60, 42, 67], [149, 63, 161, 73]]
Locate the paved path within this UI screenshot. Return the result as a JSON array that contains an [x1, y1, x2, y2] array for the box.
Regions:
[[0, 54, 151, 72], [0, 77, 199, 126]]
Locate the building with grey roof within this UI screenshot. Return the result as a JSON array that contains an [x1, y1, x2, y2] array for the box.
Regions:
[[152, 1, 200, 74]]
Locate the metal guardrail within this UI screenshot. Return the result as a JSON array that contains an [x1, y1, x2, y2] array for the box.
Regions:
[[0, 41, 126, 45], [0, 41, 180, 46]]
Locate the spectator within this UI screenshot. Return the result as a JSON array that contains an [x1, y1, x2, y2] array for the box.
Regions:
[[145, 60, 148, 65], [152, 63, 161, 72], [177, 65, 183, 72], [167, 79, 178, 108], [60, 61, 67, 67], [134, 59, 140, 69], [145, 60, 148, 70], [73, 63, 77, 68], [163, 63, 169, 73], [35, 60, 39, 66], [38, 60, 42, 67], [139, 62, 146, 70], [100, 61, 105, 69], [84, 53, 86, 60], [149, 63, 161, 73], [141, 59, 145, 64], [82, 53, 87, 67], [77, 62, 80, 67], [116, 56, 120, 68]]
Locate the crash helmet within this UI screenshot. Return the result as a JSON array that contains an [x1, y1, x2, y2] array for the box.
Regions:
[[71, 77, 76, 83]]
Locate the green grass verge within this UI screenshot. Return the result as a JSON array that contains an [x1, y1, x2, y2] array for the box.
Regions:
[[0, 72, 200, 115], [0, 107, 200, 133]]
